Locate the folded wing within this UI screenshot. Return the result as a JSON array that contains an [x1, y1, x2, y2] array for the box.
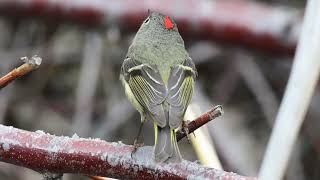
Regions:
[[167, 57, 197, 129], [120, 58, 168, 127]]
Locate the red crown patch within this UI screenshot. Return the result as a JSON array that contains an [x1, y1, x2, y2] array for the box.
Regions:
[[165, 16, 174, 30]]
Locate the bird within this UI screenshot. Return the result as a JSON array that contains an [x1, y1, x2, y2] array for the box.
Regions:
[[120, 10, 197, 163]]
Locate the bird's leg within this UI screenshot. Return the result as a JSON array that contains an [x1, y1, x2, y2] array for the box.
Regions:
[[131, 122, 144, 157], [181, 120, 195, 144], [134, 122, 145, 148]]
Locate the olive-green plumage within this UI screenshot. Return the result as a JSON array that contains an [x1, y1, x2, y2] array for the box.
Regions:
[[120, 11, 197, 163]]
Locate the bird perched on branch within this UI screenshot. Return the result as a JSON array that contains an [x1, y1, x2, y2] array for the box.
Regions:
[[120, 11, 197, 163]]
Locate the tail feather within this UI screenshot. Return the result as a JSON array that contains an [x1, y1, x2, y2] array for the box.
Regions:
[[154, 124, 182, 163], [168, 130, 182, 162]]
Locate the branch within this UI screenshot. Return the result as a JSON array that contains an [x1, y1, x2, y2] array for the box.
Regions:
[[0, 0, 300, 56], [0, 55, 42, 89], [176, 105, 223, 141], [0, 112, 253, 179]]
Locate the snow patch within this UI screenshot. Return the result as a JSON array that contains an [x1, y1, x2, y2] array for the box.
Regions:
[[0, 125, 14, 135], [100, 153, 107, 161], [133, 166, 139, 173], [35, 130, 46, 135], [68, 149, 75, 153], [122, 160, 130, 169], [72, 133, 79, 139], [2, 143, 10, 151], [107, 155, 120, 167]]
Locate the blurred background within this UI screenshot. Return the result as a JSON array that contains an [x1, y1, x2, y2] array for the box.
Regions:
[[0, 0, 319, 180]]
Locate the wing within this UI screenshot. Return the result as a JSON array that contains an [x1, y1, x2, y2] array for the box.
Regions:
[[120, 58, 168, 127], [167, 57, 197, 129]]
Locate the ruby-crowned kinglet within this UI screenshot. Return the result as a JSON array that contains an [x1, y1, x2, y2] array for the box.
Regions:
[[120, 11, 197, 163]]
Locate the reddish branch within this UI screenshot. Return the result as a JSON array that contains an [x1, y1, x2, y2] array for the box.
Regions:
[[0, 0, 300, 56], [0, 56, 42, 89], [176, 105, 223, 141], [0, 110, 253, 179]]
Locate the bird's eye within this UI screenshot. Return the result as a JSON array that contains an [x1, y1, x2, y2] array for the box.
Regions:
[[144, 17, 150, 24]]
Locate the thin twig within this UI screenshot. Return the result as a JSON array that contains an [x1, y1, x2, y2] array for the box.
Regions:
[[185, 104, 223, 169], [0, 124, 253, 180], [194, 85, 260, 174], [0, 55, 42, 89], [176, 105, 223, 141], [89, 105, 224, 179]]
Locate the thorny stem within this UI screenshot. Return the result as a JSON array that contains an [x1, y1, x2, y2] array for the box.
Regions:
[[0, 55, 42, 89]]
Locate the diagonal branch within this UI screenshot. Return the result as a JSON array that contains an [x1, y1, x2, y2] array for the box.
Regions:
[[176, 105, 223, 141], [0, 55, 42, 89], [0, 108, 253, 180]]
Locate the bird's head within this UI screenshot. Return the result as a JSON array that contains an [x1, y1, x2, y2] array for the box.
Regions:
[[138, 10, 179, 34]]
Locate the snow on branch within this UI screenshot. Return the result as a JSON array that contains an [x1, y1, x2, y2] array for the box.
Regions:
[[0, 110, 253, 179]]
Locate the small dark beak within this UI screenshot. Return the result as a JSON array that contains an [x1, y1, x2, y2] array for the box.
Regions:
[[148, 9, 153, 16]]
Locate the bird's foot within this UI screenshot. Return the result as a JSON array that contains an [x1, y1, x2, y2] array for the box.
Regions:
[[134, 139, 144, 149], [131, 139, 144, 158], [181, 120, 195, 144]]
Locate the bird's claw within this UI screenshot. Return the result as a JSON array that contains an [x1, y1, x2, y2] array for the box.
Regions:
[[131, 139, 144, 158], [181, 120, 195, 144]]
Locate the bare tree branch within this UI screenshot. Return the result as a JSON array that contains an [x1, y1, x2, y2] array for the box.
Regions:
[[0, 55, 42, 89], [0, 109, 252, 180]]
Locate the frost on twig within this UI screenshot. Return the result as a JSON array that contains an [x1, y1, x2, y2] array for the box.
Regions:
[[0, 123, 254, 180], [0, 55, 42, 89], [21, 55, 42, 67]]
